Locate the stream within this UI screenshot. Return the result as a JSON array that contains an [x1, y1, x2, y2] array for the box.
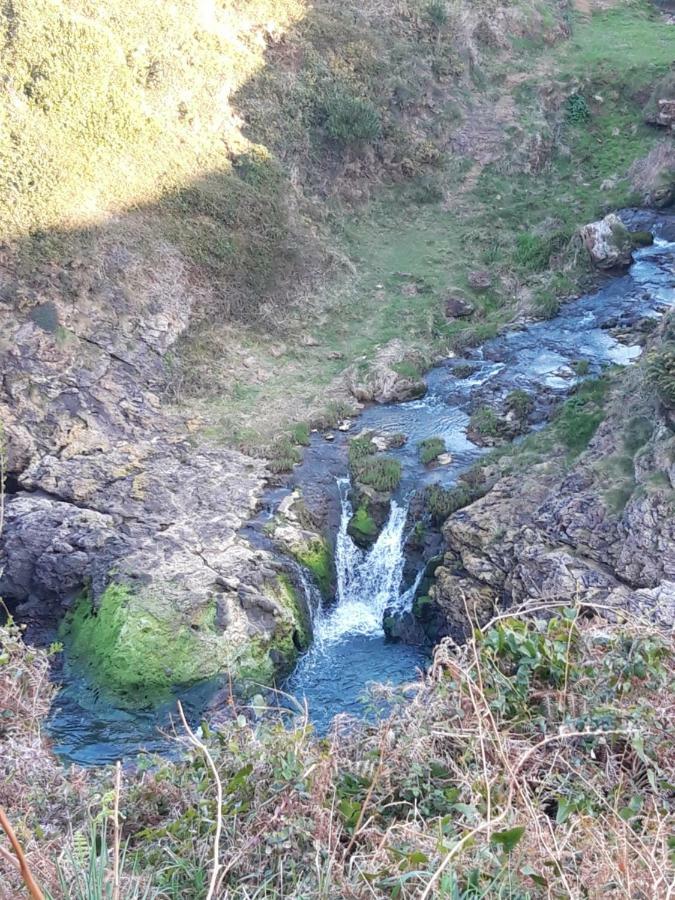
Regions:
[[47, 209, 675, 765]]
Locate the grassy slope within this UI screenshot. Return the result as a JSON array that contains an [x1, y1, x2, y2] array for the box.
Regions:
[[4, 0, 672, 461], [187, 0, 674, 452]]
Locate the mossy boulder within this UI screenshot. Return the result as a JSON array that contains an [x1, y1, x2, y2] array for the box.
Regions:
[[347, 506, 379, 549], [60, 577, 309, 707]]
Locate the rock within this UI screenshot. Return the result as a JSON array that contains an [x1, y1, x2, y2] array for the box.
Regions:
[[444, 295, 475, 319], [468, 270, 492, 292], [580, 213, 652, 270], [655, 99, 675, 130], [436, 453, 453, 466], [413, 327, 675, 645], [324, 432, 335, 441], [0, 247, 310, 698], [629, 142, 675, 208], [338, 420, 352, 431], [346, 340, 427, 404]]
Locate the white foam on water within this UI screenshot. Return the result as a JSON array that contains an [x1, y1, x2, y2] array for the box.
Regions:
[[313, 479, 411, 645]]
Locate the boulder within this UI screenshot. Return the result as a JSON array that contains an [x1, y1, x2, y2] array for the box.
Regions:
[[468, 270, 492, 292], [444, 295, 475, 319], [346, 340, 427, 403], [580, 213, 652, 270]]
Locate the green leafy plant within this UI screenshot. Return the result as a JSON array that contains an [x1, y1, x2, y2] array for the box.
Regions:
[[566, 92, 590, 124]]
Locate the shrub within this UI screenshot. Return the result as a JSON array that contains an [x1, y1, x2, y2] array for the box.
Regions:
[[566, 92, 590, 124], [646, 343, 675, 409], [419, 436, 445, 465], [571, 359, 590, 376], [322, 89, 381, 144]]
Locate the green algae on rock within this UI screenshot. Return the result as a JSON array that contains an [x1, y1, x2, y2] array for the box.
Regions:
[[60, 577, 310, 706]]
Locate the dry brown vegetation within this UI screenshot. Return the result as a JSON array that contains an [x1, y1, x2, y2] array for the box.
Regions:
[[1, 600, 673, 898]]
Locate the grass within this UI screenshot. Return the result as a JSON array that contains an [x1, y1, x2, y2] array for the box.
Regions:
[[419, 436, 446, 465]]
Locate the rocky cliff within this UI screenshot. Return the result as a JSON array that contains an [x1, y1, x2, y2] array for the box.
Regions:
[[401, 316, 675, 645]]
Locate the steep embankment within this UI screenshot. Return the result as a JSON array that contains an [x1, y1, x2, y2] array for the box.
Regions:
[[0, 0, 673, 698]]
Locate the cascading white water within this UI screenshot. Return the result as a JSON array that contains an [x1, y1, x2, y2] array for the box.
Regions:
[[312, 478, 413, 644]]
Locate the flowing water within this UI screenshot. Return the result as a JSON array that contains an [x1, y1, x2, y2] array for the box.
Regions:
[[47, 210, 675, 764]]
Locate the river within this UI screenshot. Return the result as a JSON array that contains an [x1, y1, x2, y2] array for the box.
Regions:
[[47, 209, 675, 765]]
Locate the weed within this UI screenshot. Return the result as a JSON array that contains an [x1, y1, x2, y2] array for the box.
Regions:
[[566, 92, 590, 125]]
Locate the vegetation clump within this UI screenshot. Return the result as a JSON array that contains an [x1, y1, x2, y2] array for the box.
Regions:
[[2, 605, 673, 898], [418, 436, 446, 465], [348, 433, 402, 492], [646, 342, 675, 409], [469, 405, 506, 440]]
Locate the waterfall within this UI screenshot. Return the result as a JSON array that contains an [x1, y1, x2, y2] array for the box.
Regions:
[[312, 478, 412, 645]]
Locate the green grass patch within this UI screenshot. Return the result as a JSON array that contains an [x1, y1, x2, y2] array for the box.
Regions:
[[419, 437, 446, 465]]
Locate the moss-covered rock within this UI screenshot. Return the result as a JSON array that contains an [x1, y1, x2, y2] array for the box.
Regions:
[[291, 538, 334, 597], [60, 576, 309, 706], [347, 506, 379, 548]]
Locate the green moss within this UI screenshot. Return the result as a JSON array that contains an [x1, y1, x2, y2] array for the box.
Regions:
[[412, 595, 434, 621], [347, 506, 379, 545], [291, 538, 334, 597], [60, 578, 306, 706]]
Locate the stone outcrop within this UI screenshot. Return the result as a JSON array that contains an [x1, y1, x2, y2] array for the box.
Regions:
[[580, 213, 653, 270], [346, 340, 427, 404], [0, 250, 310, 700], [398, 324, 675, 643]]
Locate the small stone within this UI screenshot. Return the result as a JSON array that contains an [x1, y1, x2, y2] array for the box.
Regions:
[[324, 433, 335, 442], [436, 452, 453, 466], [338, 420, 351, 431]]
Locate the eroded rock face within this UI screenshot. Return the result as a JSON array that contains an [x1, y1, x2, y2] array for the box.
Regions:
[[404, 339, 675, 640], [0, 247, 309, 697]]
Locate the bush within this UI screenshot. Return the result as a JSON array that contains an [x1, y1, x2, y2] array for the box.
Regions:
[[646, 343, 675, 409], [566, 92, 590, 124], [322, 89, 381, 145], [419, 436, 445, 465]]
